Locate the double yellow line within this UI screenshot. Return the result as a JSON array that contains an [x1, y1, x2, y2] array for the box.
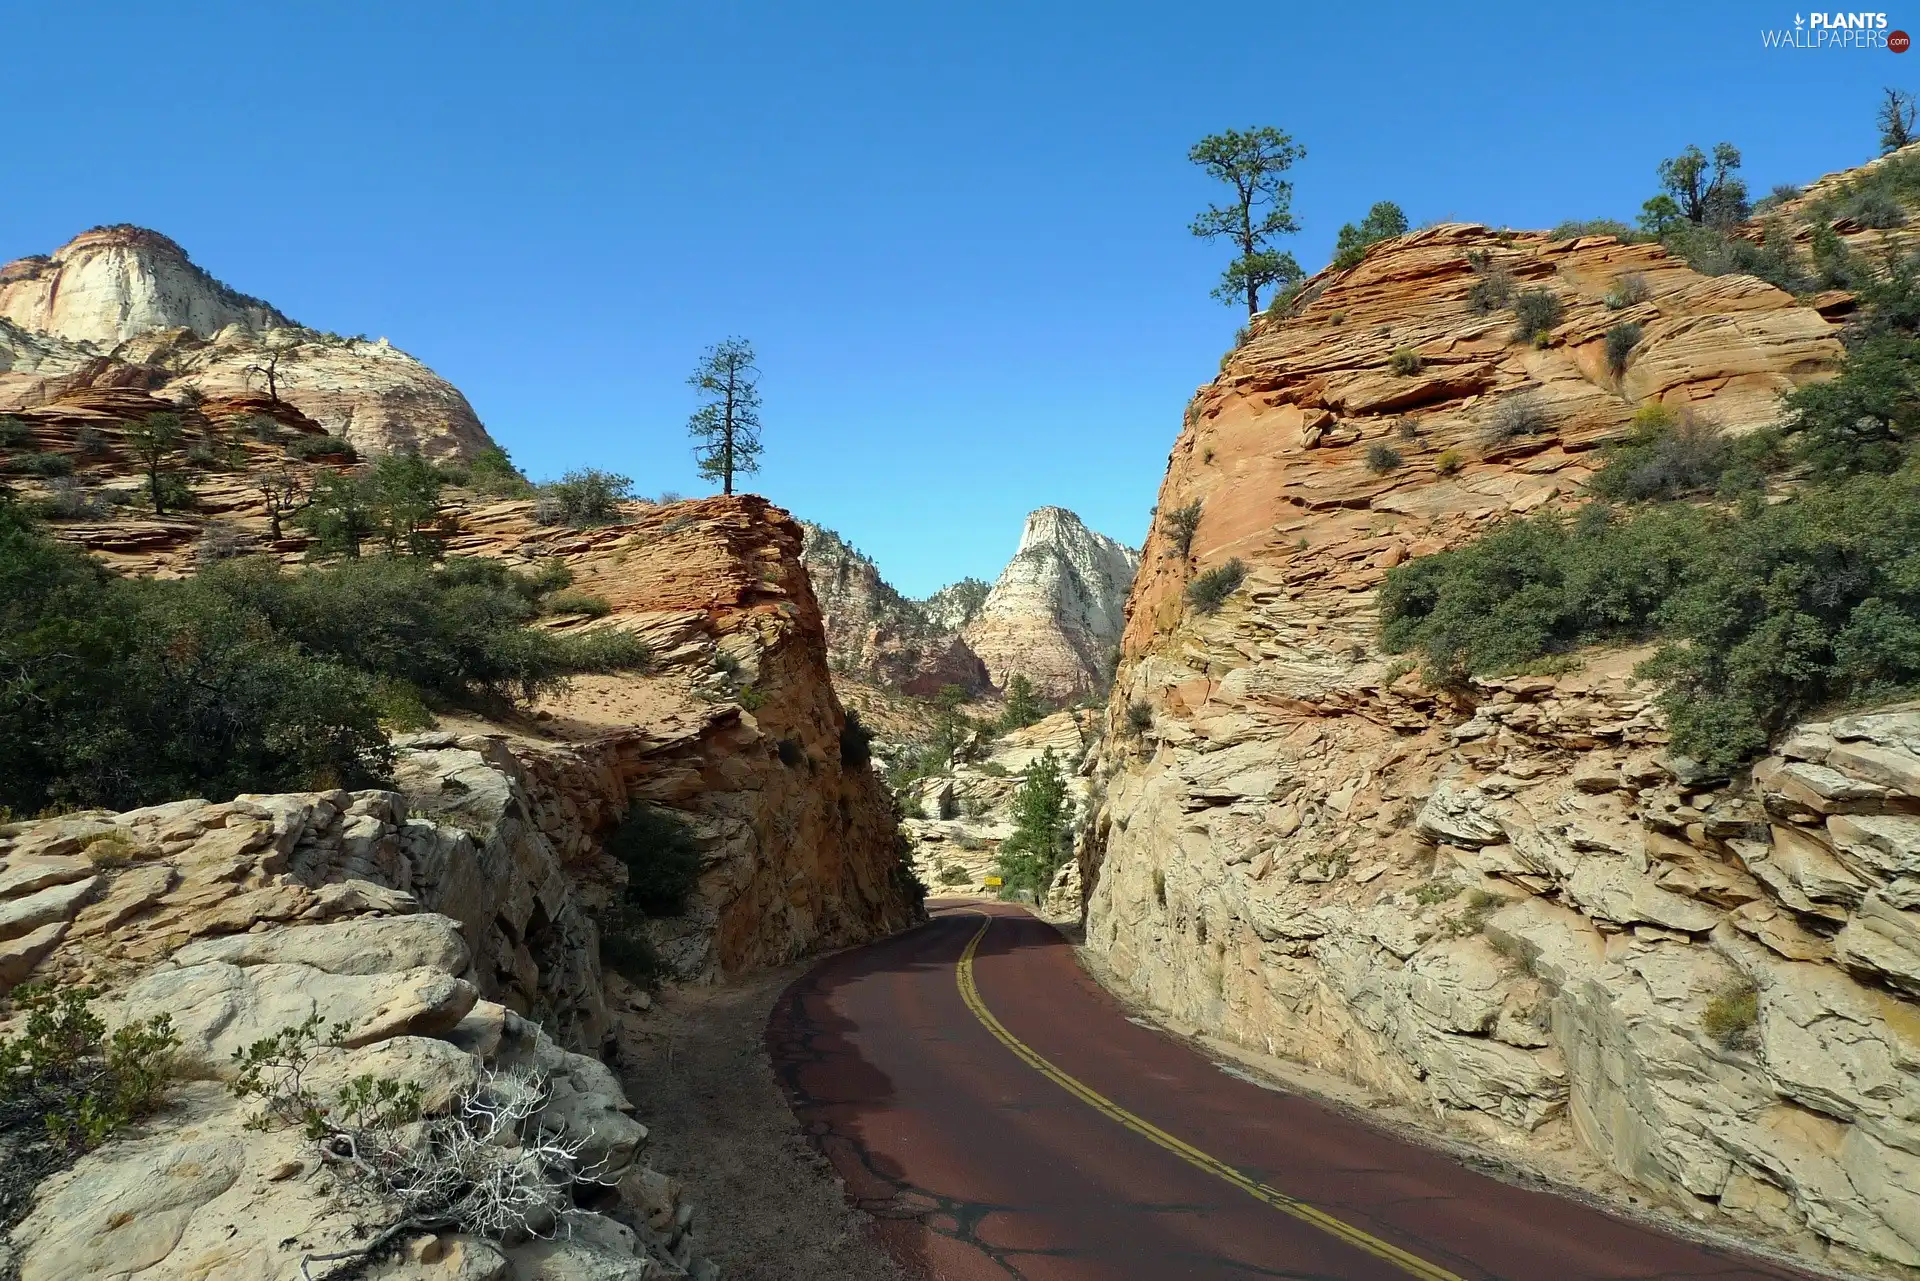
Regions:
[[953, 911, 1466, 1281]]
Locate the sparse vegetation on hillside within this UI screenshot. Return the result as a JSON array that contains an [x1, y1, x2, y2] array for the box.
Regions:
[[1161, 499, 1203, 557], [0, 507, 649, 813], [1365, 443, 1404, 474], [1186, 558, 1247, 615], [1382, 250, 1920, 772], [536, 468, 632, 527]]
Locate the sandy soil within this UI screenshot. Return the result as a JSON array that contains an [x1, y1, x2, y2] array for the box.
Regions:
[[608, 967, 913, 1281]]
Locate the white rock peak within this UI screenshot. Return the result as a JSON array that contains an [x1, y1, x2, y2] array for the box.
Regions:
[[965, 506, 1139, 699]]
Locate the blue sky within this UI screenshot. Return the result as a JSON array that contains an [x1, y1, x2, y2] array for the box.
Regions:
[[1, 2, 1905, 594]]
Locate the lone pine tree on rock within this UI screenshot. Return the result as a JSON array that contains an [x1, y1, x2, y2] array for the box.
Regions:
[[1188, 126, 1306, 317], [688, 337, 763, 496]]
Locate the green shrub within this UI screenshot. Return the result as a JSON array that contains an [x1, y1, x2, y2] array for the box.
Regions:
[[1465, 266, 1514, 315], [1365, 443, 1404, 473], [1126, 701, 1153, 734], [1603, 272, 1651, 310], [0, 984, 178, 1225], [1511, 288, 1563, 344], [1411, 879, 1460, 906], [1479, 394, 1552, 446], [1550, 218, 1638, 242], [1841, 187, 1908, 229], [1331, 201, 1410, 270], [464, 445, 534, 497], [536, 469, 632, 528], [608, 804, 702, 916], [1605, 322, 1643, 376], [0, 416, 28, 448], [937, 864, 971, 886], [0, 511, 649, 814], [544, 589, 611, 618], [1701, 977, 1759, 1050], [776, 737, 807, 768], [14, 452, 73, 478], [598, 904, 665, 986], [1589, 406, 1778, 502], [1381, 468, 1920, 772], [1161, 499, 1203, 557], [285, 434, 357, 461], [1434, 449, 1465, 475], [1379, 503, 1704, 683], [1388, 347, 1423, 376], [1186, 558, 1247, 615]]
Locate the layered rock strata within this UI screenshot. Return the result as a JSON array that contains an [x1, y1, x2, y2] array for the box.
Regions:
[[1077, 220, 1920, 1267], [962, 507, 1138, 701], [0, 226, 494, 460]]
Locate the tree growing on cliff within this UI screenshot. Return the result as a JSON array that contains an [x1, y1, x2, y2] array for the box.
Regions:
[[1880, 88, 1918, 153], [124, 411, 186, 516], [994, 748, 1072, 897], [1188, 127, 1306, 317], [243, 335, 302, 404], [1641, 143, 1749, 233], [687, 338, 763, 496]]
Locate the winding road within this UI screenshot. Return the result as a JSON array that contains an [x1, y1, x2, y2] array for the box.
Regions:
[[767, 901, 1818, 1281]]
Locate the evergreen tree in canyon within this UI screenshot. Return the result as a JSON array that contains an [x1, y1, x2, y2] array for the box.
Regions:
[[1188, 126, 1306, 316], [995, 747, 1072, 897], [688, 337, 763, 496]]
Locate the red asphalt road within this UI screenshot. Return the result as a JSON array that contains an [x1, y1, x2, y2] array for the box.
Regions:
[[766, 901, 1819, 1281]]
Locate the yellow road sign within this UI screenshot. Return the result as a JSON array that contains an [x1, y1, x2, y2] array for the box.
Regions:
[[983, 876, 1004, 887]]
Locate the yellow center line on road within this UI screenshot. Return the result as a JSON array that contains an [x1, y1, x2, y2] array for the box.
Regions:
[[954, 911, 1468, 1281]]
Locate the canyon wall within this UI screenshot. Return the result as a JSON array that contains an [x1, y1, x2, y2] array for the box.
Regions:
[[0, 226, 494, 460], [1080, 219, 1920, 1268]]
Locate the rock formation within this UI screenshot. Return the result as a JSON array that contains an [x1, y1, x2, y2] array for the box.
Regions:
[[962, 506, 1138, 701], [1077, 214, 1920, 1267], [0, 751, 718, 1279], [799, 522, 990, 697], [799, 508, 1137, 703], [0, 407, 922, 1274], [0, 226, 495, 460]]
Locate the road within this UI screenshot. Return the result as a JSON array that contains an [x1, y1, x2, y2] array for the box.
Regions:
[[766, 901, 1817, 1281]]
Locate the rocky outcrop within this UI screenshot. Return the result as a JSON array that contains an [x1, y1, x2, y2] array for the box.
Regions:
[[963, 507, 1138, 701], [0, 226, 287, 343], [1075, 217, 1920, 1267], [798, 523, 990, 696], [798, 510, 1136, 703], [0, 757, 717, 1279], [0, 227, 495, 460]]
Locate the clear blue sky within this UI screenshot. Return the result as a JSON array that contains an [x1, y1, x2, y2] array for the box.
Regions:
[[1, 2, 1903, 594]]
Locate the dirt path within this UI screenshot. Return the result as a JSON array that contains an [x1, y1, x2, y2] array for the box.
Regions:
[[610, 963, 913, 1281]]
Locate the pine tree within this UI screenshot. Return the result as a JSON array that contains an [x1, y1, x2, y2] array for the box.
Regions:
[[1188, 127, 1307, 316], [994, 748, 1072, 897], [998, 674, 1045, 731], [687, 338, 763, 495]]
